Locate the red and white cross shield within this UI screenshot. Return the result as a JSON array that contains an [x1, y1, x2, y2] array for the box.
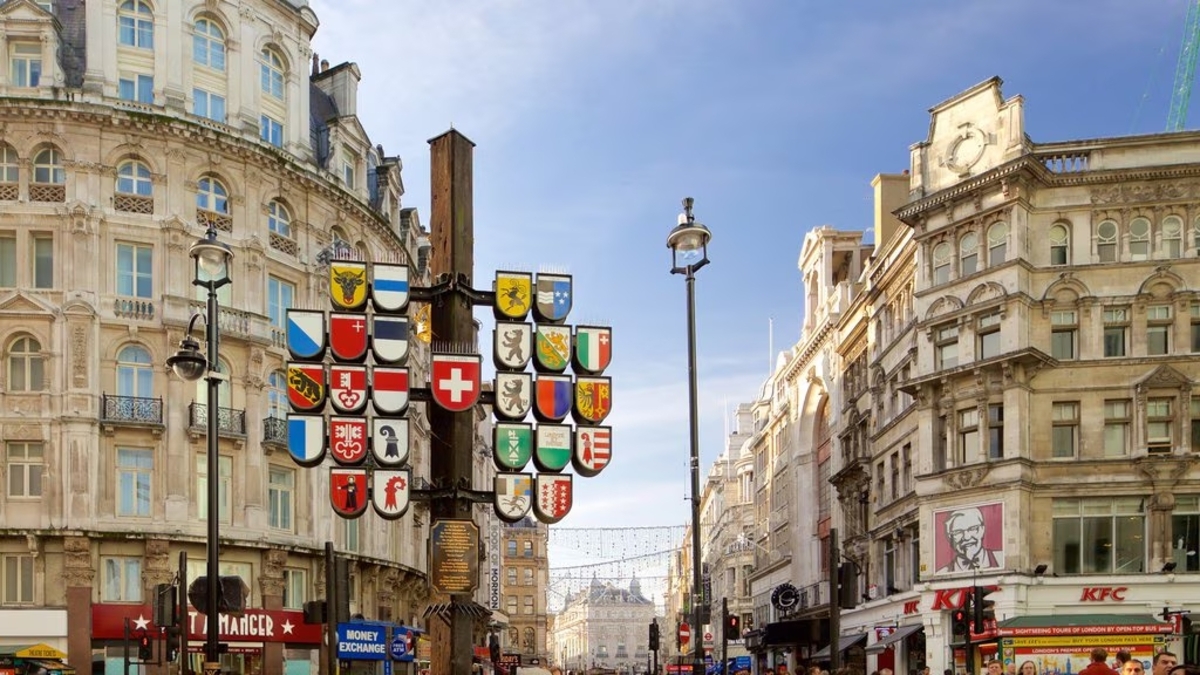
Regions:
[[329, 365, 368, 414], [329, 416, 368, 466], [534, 473, 573, 524], [329, 313, 369, 362], [430, 354, 481, 412]]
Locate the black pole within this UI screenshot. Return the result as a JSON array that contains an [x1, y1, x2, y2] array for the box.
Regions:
[[325, 542, 337, 675], [204, 279, 221, 674], [179, 551, 189, 675], [828, 528, 840, 673], [685, 269, 704, 675], [720, 598, 728, 675]]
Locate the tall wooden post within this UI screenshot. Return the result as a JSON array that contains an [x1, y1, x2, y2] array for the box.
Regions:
[[428, 129, 479, 675]]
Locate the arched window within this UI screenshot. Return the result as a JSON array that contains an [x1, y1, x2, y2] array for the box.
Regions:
[[33, 148, 64, 184], [267, 370, 287, 419], [1097, 220, 1118, 262], [118, 0, 154, 49], [116, 345, 153, 398], [8, 336, 44, 392], [197, 176, 229, 213], [1129, 217, 1151, 261], [195, 358, 231, 408], [0, 144, 16, 184], [193, 18, 225, 71], [1049, 223, 1070, 266], [116, 160, 152, 196], [1162, 216, 1183, 258], [987, 222, 1008, 265], [932, 241, 951, 285], [959, 232, 978, 276], [268, 200, 291, 237], [260, 48, 285, 99]]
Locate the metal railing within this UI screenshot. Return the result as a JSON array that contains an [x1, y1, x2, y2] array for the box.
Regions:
[[188, 403, 246, 436], [101, 394, 163, 424], [263, 416, 287, 445]]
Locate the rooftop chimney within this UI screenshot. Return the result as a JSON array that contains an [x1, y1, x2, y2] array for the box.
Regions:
[[312, 61, 361, 117], [871, 173, 909, 248]]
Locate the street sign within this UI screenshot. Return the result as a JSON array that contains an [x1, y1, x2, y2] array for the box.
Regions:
[[679, 623, 691, 647]]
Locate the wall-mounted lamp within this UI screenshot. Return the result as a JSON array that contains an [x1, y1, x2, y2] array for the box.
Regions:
[[1162, 561, 1178, 573], [1033, 564, 1048, 576]]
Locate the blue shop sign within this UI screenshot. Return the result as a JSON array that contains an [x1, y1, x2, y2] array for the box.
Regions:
[[337, 623, 388, 660], [391, 627, 417, 662]]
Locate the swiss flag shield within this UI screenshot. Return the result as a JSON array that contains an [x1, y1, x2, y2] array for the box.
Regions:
[[431, 354, 481, 412]]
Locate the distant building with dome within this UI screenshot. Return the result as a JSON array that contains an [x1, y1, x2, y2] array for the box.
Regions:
[[550, 575, 657, 675]]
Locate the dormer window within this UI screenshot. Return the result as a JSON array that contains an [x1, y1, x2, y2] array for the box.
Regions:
[[9, 43, 42, 88], [342, 150, 356, 190], [35, 1, 52, 11]]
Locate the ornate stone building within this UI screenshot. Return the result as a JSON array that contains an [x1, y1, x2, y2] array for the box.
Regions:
[[551, 577, 655, 675], [0, 1, 436, 674], [499, 517, 551, 662]]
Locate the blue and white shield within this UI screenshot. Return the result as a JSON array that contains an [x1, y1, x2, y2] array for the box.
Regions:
[[371, 315, 409, 364], [371, 263, 410, 312], [286, 414, 326, 467], [494, 472, 533, 523], [286, 309, 327, 361], [534, 273, 573, 323], [372, 418, 409, 467]]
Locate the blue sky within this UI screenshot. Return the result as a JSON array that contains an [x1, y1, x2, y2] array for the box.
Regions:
[[309, 0, 1188, 546]]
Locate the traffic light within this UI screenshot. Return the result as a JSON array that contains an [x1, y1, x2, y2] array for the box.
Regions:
[[648, 621, 660, 652], [950, 608, 970, 644], [165, 627, 180, 663], [136, 630, 152, 662], [724, 613, 741, 641], [972, 585, 996, 633]]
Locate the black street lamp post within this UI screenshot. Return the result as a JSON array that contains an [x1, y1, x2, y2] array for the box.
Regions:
[[667, 197, 712, 675], [167, 224, 234, 674]]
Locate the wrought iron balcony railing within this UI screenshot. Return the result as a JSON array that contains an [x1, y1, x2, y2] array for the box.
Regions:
[[263, 416, 287, 445], [188, 403, 246, 436], [101, 394, 164, 425]]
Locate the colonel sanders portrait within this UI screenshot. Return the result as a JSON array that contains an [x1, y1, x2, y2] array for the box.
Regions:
[[935, 504, 1005, 573]]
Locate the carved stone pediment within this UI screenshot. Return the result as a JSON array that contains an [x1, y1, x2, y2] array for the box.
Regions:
[[944, 464, 990, 490], [1136, 364, 1193, 390]]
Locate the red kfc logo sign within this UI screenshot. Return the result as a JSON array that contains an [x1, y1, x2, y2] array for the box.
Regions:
[[1080, 586, 1127, 602]]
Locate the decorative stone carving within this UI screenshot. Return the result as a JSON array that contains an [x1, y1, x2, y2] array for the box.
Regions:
[[5, 424, 42, 441], [926, 295, 965, 320], [967, 282, 1006, 306], [62, 535, 94, 587], [1137, 455, 1194, 486], [260, 551, 287, 598], [143, 539, 173, 586], [72, 325, 87, 387], [944, 465, 990, 490]]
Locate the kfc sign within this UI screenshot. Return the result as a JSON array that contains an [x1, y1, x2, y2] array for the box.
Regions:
[[1080, 586, 1127, 602]]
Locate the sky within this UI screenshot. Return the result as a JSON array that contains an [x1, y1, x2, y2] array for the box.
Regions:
[[307, 0, 1191, 586]]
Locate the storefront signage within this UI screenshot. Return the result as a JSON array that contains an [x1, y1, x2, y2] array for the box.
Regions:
[[391, 628, 417, 662], [337, 624, 388, 660], [488, 524, 501, 611], [1000, 634, 1166, 674], [90, 604, 321, 644], [430, 519, 480, 594], [1080, 586, 1127, 602], [9, 645, 66, 660], [903, 600, 920, 615], [998, 624, 1172, 637]]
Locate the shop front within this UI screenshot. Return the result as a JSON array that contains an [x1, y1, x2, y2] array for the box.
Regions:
[[995, 616, 1172, 674], [90, 603, 321, 675], [835, 589, 930, 675], [864, 624, 926, 675], [0, 644, 76, 675]]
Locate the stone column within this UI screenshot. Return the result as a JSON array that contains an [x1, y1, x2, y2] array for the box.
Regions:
[[259, 549, 288, 675], [143, 540, 174, 675], [63, 536, 94, 669]]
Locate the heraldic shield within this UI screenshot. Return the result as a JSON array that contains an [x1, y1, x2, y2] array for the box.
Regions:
[[573, 326, 612, 375], [372, 418, 409, 467], [371, 262, 410, 313], [534, 473, 573, 524], [286, 309, 327, 361], [372, 469, 411, 519], [534, 375, 573, 423], [493, 373, 532, 420], [534, 424, 572, 472], [329, 365, 369, 414], [493, 422, 533, 471], [329, 261, 369, 311], [573, 425, 612, 478], [494, 472, 533, 523], [330, 468, 368, 518], [371, 315, 409, 364], [329, 313, 370, 363], [431, 354, 482, 412], [287, 414, 326, 467], [493, 322, 532, 371], [329, 417, 368, 466], [287, 363, 326, 412], [534, 325, 571, 373], [371, 366, 410, 416], [573, 376, 612, 424], [534, 273, 572, 323], [494, 271, 533, 321]]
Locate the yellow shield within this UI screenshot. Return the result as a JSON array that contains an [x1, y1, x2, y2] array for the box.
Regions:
[[494, 271, 533, 320], [413, 304, 432, 343], [329, 261, 368, 310]]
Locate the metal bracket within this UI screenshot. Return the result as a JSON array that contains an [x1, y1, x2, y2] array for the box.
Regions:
[[410, 478, 495, 504], [408, 273, 497, 307]]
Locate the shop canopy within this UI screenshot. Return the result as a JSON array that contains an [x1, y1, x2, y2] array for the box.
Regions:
[[0, 646, 67, 661], [811, 633, 867, 660], [996, 614, 1172, 637], [865, 625, 924, 654]]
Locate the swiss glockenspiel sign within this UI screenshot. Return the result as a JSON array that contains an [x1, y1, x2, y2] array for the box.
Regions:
[[285, 261, 613, 525]]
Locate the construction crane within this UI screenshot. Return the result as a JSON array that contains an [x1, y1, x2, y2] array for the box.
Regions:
[[1168, 0, 1200, 131]]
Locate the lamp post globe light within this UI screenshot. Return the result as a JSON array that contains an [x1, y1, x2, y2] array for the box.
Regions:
[[166, 224, 234, 672], [667, 197, 711, 675]]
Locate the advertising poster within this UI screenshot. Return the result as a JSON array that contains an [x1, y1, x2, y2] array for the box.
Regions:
[[933, 502, 1005, 574], [999, 635, 1166, 675]]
